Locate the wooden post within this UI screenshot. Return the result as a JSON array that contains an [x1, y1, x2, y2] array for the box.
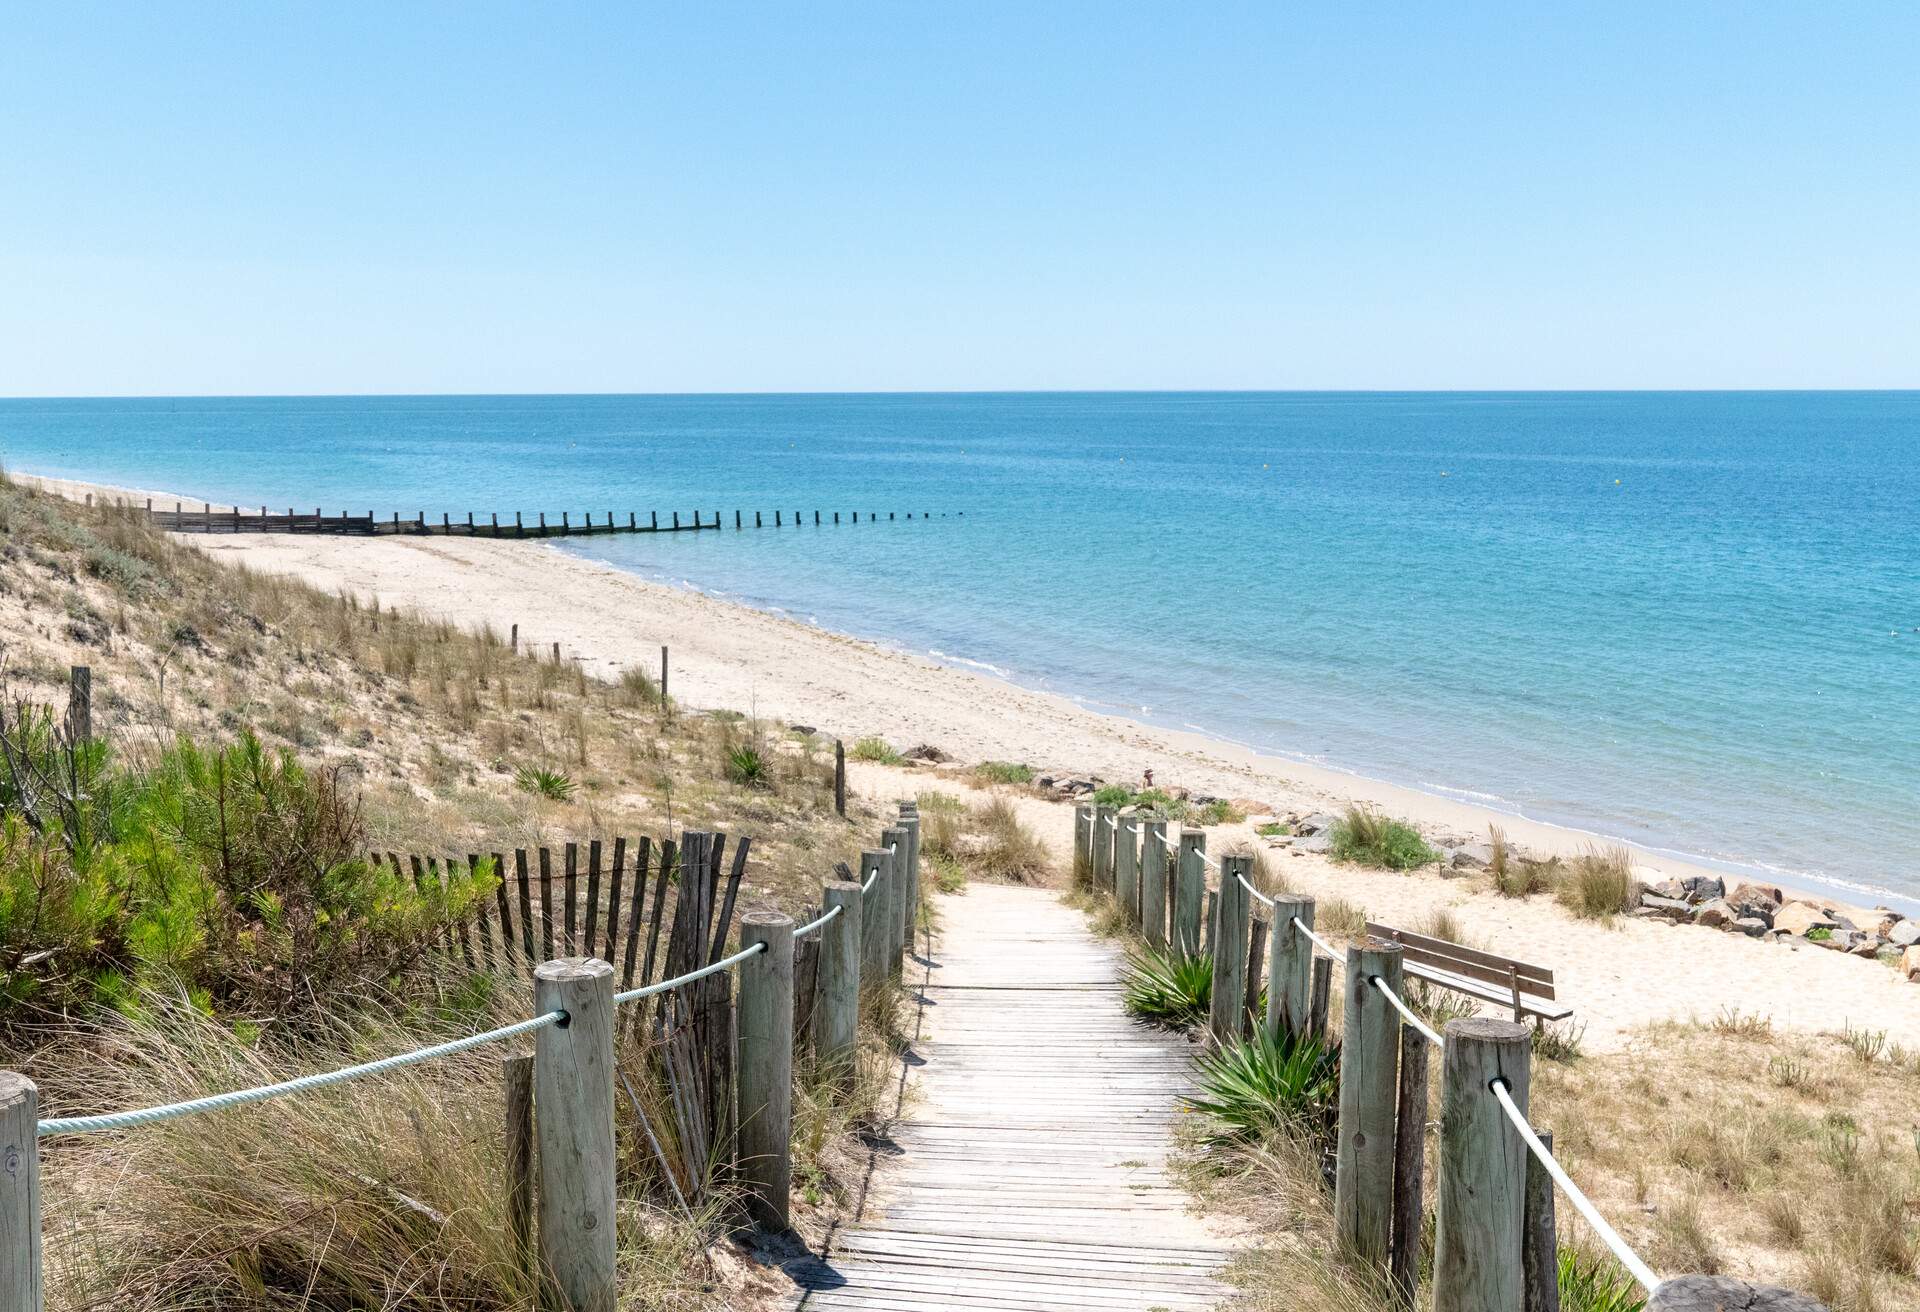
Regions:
[[1073, 804, 1093, 886], [1139, 818, 1167, 947], [1391, 1025, 1431, 1307], [883, 825, 910, 973], [660, 646, 669, 705], [1174, 832, 1206, 959], [1523, 1128, 1559, 1312], [533, 957, 617, 1312], [834, 739, 846, 816], [1114, 813, 1139, 920], [738, 911, 795, 1232], [66, 665, 92, 743], [817, 881, 863, 1080], [898, 805, 921, 930], [1244, 911, 1267, 1025], [1309, 956, 1333, 1041], [503, 1053, 535, 1274], [859, 849, 892, 980], [1, 1072, 43, 1312], [1267, 893, 1316, 1041], [1433, 1019, 1531, 1312], [1335, 937, 1404, 1270], [1090, 805, 1114, 892], [1208, 855, 1252, 1044]]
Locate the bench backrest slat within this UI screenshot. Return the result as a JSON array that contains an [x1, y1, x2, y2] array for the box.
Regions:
[[1366, 921, 1555, 998]]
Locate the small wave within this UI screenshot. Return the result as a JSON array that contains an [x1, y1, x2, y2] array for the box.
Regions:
[[927, 649, 1014, 679]]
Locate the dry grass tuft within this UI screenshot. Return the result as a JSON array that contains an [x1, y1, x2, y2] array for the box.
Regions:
[[1554, 845, 1638, 921]]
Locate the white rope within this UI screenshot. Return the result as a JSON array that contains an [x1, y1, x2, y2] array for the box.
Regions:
[[1490, 1078, 1660, 1294], [38, 1010, 565, 1137], [1288, 915, 1341, 960], [1370, 974, 1444, 1049], [1234, 869, 1276, 907], [795, 903, 842, 938], [862, 868, 880, 893], [615, 940, 765, 1003]]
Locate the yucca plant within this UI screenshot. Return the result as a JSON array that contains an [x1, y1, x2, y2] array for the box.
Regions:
[[1121, 946, 1212, 1027], [514, 764, 576, 801], [1558, 1249, 1647, 1312], [725, 744, 770, 788], [1187, 1027, 1339, 1145]]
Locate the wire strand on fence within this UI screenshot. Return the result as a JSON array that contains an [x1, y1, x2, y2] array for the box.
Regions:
[[614, 941, 766, 1004], [1489, 1076, 1659, 1294], [37, 1010, 565, 1137], [794, 903, 843, 938], [1369, 974, 1444, 1049]]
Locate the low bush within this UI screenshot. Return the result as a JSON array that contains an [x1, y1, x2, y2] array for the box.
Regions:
[[1188, 1027, 1340, 1145], [1555, 846, 1637, 921], [973, 760, 1034, 785], [1121, 946, 1211, 1027], [850, 736, 903, 765], [972, 796, 1048, 882], [1329, 806, 1438, 870]]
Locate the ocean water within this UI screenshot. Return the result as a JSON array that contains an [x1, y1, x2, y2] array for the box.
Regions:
[[3, 392, 1916, 903]]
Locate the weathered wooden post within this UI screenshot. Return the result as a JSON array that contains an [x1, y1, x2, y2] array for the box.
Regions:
[[883, 824, 911, 972], [1092, 804, 1116, 893], [1174, 832, 1206, 959], [898, 803, 921, 930], [502, 1052, 535, 1274], [660, 646, 669, 706], [2, 1072, 43, 1312], [1433, 1019, 1530, 1312], [737, 911, 795, 1232], [817, 881, 863, 1080], [859, 849, 892, 980], [1115, 813, 1140, 926], [1073, 804, 1094, 886], [1522, 1127, 1558, 1312], [1139, 818, 1167, 947], [834, 739, 847, 816], [1266, 893, 1316, 1041], [1335, 937, 1404, 1270], [533, 957, 616, 1312], [1391, 1026, 1431, 1307], [66, 665, 92, 743], [1208, 855, 1252, 1044]]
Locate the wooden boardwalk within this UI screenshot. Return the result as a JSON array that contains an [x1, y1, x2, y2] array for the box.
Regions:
[[785, 883, 1236, 1311]]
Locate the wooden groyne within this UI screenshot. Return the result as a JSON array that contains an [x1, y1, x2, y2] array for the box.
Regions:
[[138, 501, 960, 537]]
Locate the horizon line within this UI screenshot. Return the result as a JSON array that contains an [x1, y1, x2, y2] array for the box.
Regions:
[[4, 386, 1919, 402]]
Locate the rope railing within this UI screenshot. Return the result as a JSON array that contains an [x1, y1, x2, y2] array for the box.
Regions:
[[1368, 972, 1444, 1049], [1490, 1077, 1660, 1294], [37, 1010, 565, 1137], [794, 903, 842, 939], [613, 940, 766, 1004]]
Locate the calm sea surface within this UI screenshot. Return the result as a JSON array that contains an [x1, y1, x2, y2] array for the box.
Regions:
[[3, 393, 1916, 901]]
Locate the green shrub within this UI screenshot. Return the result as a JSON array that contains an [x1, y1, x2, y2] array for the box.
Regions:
[[1558, 1249, 1647, 1312], [1255, 821, 1290, 837], [1197, 798, 1245, 825], [850, 736, 903, 765], [1121, 946, 1211, 1027], [1329, 805, 1438, 869], [1092, 784, 1134, 807], [973, 761, 1034, 785], [1187, 1027, 1339, 1145], [514, 764, 577, 800], [724, 744, 770, 788]]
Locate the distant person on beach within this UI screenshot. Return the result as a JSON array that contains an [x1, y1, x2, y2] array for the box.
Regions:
[[1142, 768, 1154, 789]]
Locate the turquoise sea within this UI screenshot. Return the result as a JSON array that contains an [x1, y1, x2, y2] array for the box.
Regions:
[[2, 392, 1915, 903]]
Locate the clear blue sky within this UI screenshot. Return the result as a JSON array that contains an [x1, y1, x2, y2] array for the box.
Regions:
[[3, 3, 1915, 394]]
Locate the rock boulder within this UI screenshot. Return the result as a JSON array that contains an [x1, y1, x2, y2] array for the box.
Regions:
[[1772, 902, 1837, 938]]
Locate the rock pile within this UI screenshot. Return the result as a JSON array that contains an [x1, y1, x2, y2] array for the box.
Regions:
[[1635, 877, 1920, 979]]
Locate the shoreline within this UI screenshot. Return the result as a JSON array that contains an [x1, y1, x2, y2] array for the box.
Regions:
[[16, 467, 1909, 918]]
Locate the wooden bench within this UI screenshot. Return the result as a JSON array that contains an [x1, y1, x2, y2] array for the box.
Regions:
[[1366, 920, 1572, 1023]]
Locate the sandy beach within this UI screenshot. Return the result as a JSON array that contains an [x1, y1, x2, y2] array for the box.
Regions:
[[24, 471, 1920, 1050]]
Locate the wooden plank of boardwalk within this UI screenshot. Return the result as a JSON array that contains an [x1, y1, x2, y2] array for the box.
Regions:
[[786, 883, 1236, 1311]]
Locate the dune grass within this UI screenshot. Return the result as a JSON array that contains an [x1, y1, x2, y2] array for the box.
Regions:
[[1329, 805, 1439, 870], [1555, 845, 1639, 921]]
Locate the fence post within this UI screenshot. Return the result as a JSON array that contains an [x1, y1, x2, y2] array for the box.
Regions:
[[1073, 804, 1093, 885], [659, 646, 669, 706], [1334, 937, 1403, 1270], [1115, 813, 1140, 926], [817, 881, 863, 1081], [66, 665, 92, 744], [1266, 893, 1316, 1041], [1523, 1127, 1558, 1312], [1391, 1025, 1431, 1307], [738, 912, 795, 1232], [1092, 805, 1116, 892], [1433, 1018, 1531, 1312], [1174, 833, 1206, 959], [533, 957, 617, 1312], [859, 849, 892, 980], [2, 1072, 43, 1312], [898, 802, 921, 931], [1139, 818, 1167, 947], [883, 824, 910, 973], [502, 1053, 535, 1275], [834, 740, 846, 816], [1208, 855, 1252, 1044]]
